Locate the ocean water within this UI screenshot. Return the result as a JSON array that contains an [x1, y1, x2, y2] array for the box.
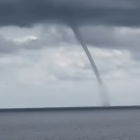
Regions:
[[0, 109, 140, 140]]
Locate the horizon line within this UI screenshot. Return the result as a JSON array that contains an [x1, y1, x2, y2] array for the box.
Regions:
[[0, 105, 140, 112]]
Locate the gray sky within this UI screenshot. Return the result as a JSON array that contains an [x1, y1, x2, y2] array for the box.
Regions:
[[0, 0, 140, 108]]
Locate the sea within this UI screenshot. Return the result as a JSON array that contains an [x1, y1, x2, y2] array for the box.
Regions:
[[0, 108, 140, 140]]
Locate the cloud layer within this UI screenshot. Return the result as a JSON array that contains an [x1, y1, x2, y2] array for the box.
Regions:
[[1, 25, 140, 55], [0, 0, 140, 27], [0, 46, 134, 85]]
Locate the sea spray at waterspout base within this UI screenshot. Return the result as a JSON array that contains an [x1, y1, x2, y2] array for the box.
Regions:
[[99, 84, 110, 106], [69, 23, 110, 106]]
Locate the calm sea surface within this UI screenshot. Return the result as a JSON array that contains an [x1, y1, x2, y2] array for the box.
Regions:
[[0, 109, 140, 140]]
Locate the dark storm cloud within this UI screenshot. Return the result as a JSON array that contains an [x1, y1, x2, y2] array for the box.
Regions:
[[0, 0, 140, 27]]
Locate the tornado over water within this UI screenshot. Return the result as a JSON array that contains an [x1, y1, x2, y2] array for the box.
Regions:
[[69, 23, 110, 106]]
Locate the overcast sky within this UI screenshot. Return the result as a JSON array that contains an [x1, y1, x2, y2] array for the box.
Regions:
[[0, 0, 140, 108]]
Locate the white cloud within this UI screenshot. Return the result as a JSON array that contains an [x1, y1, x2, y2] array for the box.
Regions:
[[13, 45, 135, 85], [0, 55, 25, 66]]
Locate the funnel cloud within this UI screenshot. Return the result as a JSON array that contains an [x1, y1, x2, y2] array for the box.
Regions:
[[69, 22, 110, 106]]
